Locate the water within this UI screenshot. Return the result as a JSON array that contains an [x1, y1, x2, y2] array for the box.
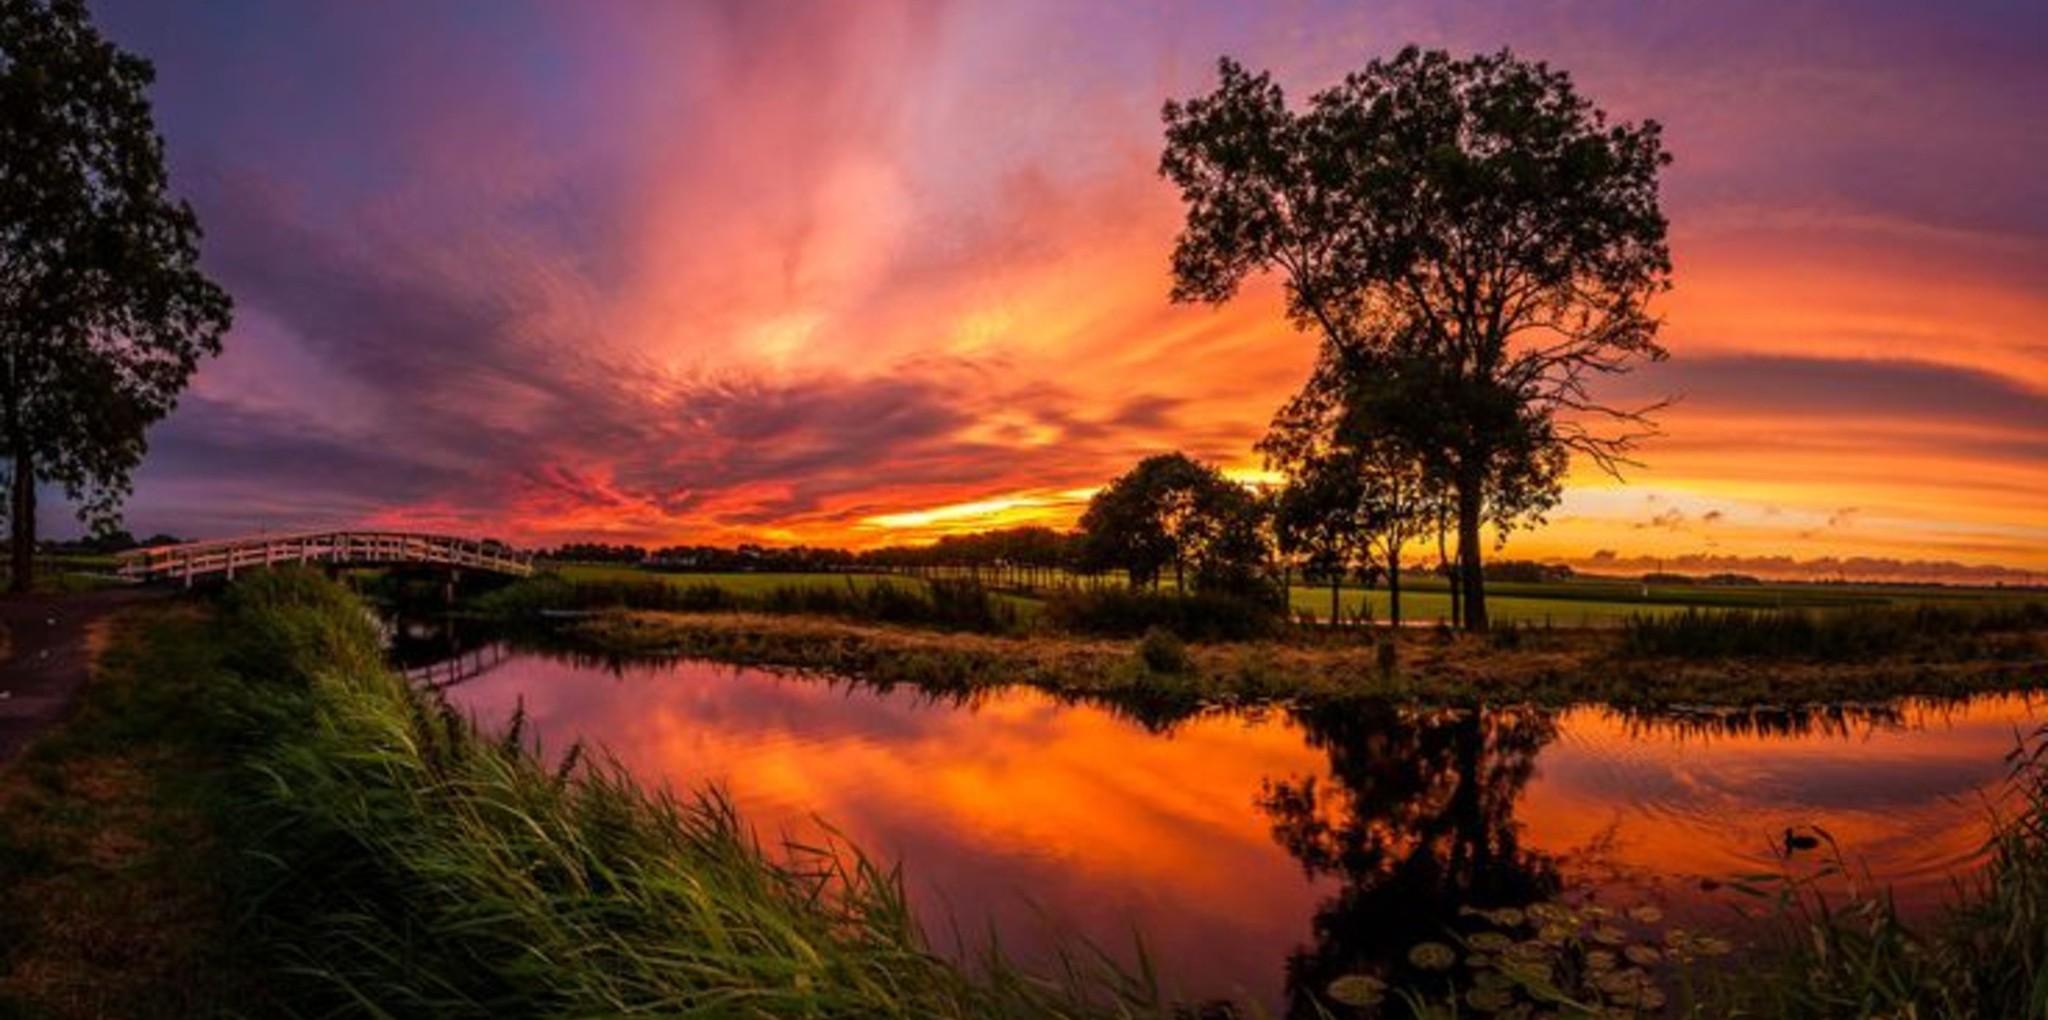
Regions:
[[406, 633, 2043, 1013]]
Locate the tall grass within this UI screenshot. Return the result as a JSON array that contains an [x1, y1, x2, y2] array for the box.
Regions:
[[1620, 601, 2048, 661], [476, 573, 1021, 634], [208, 569, 1161, 1018], [1722, 732, 2048, 1019]]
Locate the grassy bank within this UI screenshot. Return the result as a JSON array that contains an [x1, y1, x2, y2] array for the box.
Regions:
[[0, 603, 259, 1019], [3, 570, 1164, 1019], [569, 608, 2048, 709]]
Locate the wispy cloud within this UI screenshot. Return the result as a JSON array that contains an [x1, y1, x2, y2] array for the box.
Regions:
[[70, 0, 2047, 572]]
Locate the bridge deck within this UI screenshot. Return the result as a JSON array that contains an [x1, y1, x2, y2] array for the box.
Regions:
[[117, 530, 534, 583]]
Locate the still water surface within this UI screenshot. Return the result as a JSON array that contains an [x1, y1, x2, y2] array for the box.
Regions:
[[414, 640, 2042, 1011]]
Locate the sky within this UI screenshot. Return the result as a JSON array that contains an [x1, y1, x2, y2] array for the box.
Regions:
[[61, 0, 2048, 580]]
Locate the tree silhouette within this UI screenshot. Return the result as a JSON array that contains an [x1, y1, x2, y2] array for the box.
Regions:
[[1078, 452, 1271, 597], [1259, 701, 1561, 1017], [1264, 340, 1450, 628], [1161, 47, 1672, 629], [1271, 452, 1372, 626], [1, 0, 232, 590]]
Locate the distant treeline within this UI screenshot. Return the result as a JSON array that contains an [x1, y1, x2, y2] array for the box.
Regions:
[[39, 531, 186, 555], [543, 529, 1579, 586], [543, 531, 1080, 573]]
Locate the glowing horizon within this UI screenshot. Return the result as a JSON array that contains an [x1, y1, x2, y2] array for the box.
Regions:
[[53, 1, 2047, 581]]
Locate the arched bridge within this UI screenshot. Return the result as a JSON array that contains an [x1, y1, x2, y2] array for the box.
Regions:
[[116, 530, 535, 585]]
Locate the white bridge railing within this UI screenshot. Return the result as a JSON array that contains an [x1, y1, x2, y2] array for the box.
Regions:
[[116, 530, 535, 585]]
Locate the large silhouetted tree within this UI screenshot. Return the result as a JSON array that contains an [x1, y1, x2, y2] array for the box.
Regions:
[[1161, 47, 1671, 629], [1, 0, 231, 590]]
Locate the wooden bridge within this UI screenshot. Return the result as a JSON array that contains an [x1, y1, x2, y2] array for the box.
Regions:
[[116, 530, 535, 585], [407, 642, 516, 692]]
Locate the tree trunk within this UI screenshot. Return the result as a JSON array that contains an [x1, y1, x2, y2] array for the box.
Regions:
[[1456, 475, 1488, 631], [1438, 520, 1461, 629], [1388, 550, 1402, 629], [1330, 576, 1340, 628], [9, 448, 32, 594]]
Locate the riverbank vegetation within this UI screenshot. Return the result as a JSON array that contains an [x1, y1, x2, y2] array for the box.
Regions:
[[2, 572, 2045, 1019], [567, 606, 2047, 711], [1, 570, 1166, 1018]]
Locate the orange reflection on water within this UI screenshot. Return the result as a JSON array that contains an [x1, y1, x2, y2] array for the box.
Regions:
[[452, 657, 1334, 1003], [443, 654, 2044, 1008], [1524, 698, 2044, 915]]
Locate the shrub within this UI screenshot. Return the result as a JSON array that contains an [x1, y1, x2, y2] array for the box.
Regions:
[[1137, 626, 1191, 674], [1042, 587, 1281, 642]]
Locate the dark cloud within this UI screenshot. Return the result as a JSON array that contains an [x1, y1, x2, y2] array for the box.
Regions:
[[1616, 354, 2048, 433], [1107, 394, 1184, 430], [1570, 550, 2045, 586], [1635, 508, 1687, 531]]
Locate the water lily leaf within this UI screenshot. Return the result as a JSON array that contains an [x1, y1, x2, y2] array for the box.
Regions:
[[1408, 941, 1458, 971], [1326, 974, 1386, 1007]]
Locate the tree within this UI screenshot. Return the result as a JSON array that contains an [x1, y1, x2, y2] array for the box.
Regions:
[[2, 0, 232, 591], [1078, 452, 1273, 598], [1259, 702, 1560, 1015], [1272, 454, 1370, 627], [1161, 46, 1671, 629], [1264, 341, 1450, 628]]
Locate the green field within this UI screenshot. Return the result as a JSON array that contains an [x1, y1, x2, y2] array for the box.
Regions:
[[542, 561, 2045, 629]]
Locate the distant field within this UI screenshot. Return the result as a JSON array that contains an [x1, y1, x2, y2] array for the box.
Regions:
[[552, 563, 906, 594], [541, 561, 2047, 630]]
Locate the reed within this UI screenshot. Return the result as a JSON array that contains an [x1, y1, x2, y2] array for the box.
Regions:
[[209, 568, 1163, 1018], [1620, 601, 2048, 662], [1718, 732, 2048, 1019]]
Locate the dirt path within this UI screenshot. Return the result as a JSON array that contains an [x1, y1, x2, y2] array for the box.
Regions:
[[0, 588, 163, 766]]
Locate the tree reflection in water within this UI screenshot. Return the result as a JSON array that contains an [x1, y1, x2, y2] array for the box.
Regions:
[[1260, 701, 1561, 1018]]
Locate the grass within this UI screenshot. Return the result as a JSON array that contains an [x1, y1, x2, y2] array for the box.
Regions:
[[0, 603, 262, 1019], [2, 569, 1168, 1019], [1281, 585, 1705, 628], [551, 562, 911, 595], [1622, 602, 2048, 662], [0, 554, 134, 594], [1693, 734, 2048, 1019], [544, 561, 2048, 630], [480, 571, 1030, 633]]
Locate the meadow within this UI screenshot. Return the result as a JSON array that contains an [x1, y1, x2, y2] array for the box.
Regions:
[[547, 560, 2041, 629]]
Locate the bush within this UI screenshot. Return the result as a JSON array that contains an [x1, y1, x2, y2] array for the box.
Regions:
[[1041, 587, 1281, 642], [1137, 626, 1190, 674]]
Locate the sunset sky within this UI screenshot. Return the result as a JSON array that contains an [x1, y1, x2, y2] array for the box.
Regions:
[[73, 0, 2048, 580]]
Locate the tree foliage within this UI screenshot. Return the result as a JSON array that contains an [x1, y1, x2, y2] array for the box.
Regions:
[[1, 0, 232, 589], [1162, 46, 1671, 628], [1077, 452, 1273, 599], [1264, 337, 1456, 627]]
